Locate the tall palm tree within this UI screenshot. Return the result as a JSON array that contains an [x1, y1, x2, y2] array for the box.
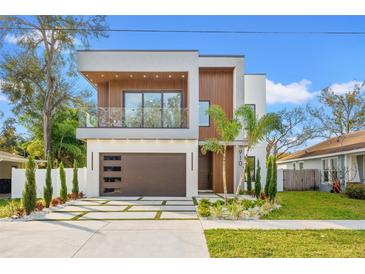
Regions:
[[201, 105, 241, 203], [235, 105, 281, 194]]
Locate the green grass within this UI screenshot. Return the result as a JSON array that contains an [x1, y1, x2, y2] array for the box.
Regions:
[[205, 229, 365, 258], [263, 191, 365, 220]]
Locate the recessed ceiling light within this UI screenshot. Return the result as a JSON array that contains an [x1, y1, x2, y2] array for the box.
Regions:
[[129, 74, 133, 78], [143, 74, 147, 78], [155, 75, 159, 78], [91, 79, 93, 82], [95, 83, 98, 86], [115, 75, 119, 78], [181, 75, 185, 78], [101, 74, 104, 77], [168, 75, 172, 78], [86, 74, 88, 77]]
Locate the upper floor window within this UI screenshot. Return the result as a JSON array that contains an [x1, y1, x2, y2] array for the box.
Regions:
[[123, 91, 183, 128], [199, 101, 210, 126], [245, 104, 256, 117]]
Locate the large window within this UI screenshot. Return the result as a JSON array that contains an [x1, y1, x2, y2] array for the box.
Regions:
[[199, 101, 210, 126], [123, 91, 182, 128], [322, 157, 338, 183]]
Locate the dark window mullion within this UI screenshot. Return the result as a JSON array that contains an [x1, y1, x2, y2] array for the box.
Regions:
[[161, 92, 164, 128], [141, 92, 144, 128]]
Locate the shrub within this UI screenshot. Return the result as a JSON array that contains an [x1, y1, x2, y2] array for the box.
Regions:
[[59, 162, 68, 202], [197, 204, 211, 217], [22, 155, 37, 215], [1, 200, 25, 218], [265, 156, 272, 197], [210, 200, 225, 218], [199, 198, 211, 207], [345, 183, 365, 200], [227, 200, 244, 220], [246, 163, 252, 192], [259, 192, 266, 200], [43, 154, 53, 208], [255, 160, 261, 198], [35, 200, 44, 211], [269, 156, 277, 203], [238, 189, 245, 195], [51, 197, 63, 207], [72, 160, 79, 196], [79, 192, 85, 198]]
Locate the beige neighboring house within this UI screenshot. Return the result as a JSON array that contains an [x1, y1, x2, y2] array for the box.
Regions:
[[0, 151, 26, 194], [277, 130, 365, 191]]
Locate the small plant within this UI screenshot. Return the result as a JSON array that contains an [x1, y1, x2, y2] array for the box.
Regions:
[[238, 189, 245, 195], [197, 204, 211, 217], [199, 198, 211, 207], [35, 200, 44, 211], [59, 162, 68, 202], [259, 192, 266, 200], [79, 192, 85, 198], [345, 183, 365, 200], [43, 154, 53, 208], [72, 160, 79, 197], [51, 197, 63, 207], [0, 200, 25, 218], [210, 200, 225, 218], [22, 155, 37, 215], [227, 200, 244, 219], [255, 160, 261, 198]]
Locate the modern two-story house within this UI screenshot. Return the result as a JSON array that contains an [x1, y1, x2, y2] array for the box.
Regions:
[[76, 50, 267, 197]]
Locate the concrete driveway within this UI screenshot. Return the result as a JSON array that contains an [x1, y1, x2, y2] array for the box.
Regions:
[[0, 197, 209, 258]]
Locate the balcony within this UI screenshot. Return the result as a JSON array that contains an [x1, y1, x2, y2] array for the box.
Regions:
[[79, 107, 189, 129]]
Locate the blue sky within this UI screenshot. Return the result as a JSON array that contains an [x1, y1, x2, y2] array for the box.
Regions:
[[1, 15, 365, 134]]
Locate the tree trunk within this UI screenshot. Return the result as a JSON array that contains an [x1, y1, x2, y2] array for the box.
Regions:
[[222, 145, 228, 203], [43, 110, 52, 158]]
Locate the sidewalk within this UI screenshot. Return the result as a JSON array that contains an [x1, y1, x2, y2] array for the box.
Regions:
[[201, 219, 365, 230]]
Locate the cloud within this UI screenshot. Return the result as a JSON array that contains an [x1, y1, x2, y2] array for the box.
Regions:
[[266, 79, 316, 104], [329, 80, 364, 95], [4, 34, 20, 44]]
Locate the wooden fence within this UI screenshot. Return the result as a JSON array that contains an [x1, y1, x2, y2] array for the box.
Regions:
[[283, 169, 320, 191]]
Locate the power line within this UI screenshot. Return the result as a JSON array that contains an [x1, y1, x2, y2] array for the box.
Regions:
[[3, 27, 365, 35]]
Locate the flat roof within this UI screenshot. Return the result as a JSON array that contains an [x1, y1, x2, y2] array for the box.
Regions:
[[77, 49, 198, 52]]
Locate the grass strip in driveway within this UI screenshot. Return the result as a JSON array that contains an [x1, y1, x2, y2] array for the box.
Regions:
[[204, 229, 365, 258]]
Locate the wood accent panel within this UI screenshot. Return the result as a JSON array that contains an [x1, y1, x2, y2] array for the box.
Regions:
[[97, 78, 188, 108], [212, 146, 234, 194], [199, 68, 234, 140]]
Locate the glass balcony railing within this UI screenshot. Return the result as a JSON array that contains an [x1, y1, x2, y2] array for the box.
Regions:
[[78, 107, 189, 128]]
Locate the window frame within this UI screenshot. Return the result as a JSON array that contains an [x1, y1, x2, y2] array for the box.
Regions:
[[123, 90, 183, 128], [321, 157, 338, 184], [199, 100, 211, 127]]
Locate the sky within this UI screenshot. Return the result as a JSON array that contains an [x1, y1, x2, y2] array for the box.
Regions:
[[1, 15, 365, 134]]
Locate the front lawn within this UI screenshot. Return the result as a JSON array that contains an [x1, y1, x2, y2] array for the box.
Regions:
[[205, 229, 365, 258], [263, 191, 365, 220]]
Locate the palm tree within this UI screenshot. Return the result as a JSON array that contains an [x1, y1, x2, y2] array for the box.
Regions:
[[201, 105, 241, 203], [235, 105, 281, 195]]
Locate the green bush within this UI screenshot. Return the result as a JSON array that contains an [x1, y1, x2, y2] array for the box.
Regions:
[[197, 204, 211, 217], [345, 183, 365, 200], [1, 200, 24, 218], [227, 200, 244, 219], [269, 156, 277, 203], [43, 154, 53, 208], [72, 159, 79, 195], [265, 156, 272, 196], [211, 201, 224, 218], [246, 163, 252, 191], [255, 159, 261, 198], [22, 156, 37, 215], [59, 162, 68, 202], [199, 198, 211, 207]]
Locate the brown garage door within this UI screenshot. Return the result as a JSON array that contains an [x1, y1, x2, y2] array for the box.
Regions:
[[100, 153, 186, 196]]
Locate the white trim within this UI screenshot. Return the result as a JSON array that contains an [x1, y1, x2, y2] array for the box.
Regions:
[[278, 147, 365, 164]]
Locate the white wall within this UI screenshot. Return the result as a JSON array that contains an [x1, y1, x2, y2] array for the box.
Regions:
[[11, 168, 87, 199], [86, 139, 198, 197]]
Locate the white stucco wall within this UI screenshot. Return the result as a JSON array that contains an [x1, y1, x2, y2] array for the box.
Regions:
[[76, 51, 199, 140], [11, 168, 87, 199], [243, 74, 268, 188], [86, 139, 198, 197]]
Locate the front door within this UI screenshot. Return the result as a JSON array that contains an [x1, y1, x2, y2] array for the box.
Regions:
[[198, 150, 212, 190]]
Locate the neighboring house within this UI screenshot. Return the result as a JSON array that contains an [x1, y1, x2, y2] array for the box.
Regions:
[[76, 50, 267, 197], [277, 130, 365, 191], [0, 151, 26, 194]]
